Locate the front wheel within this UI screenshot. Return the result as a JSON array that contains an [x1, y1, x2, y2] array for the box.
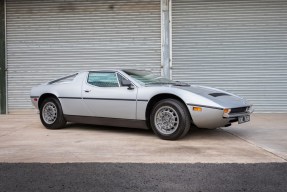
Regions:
[[40, 97, 66, 129], [150, 99, 191, 140]]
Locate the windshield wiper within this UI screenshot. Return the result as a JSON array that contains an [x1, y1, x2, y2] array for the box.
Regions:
[[145, 82, 175, 85], [172, 81, 190, 86], [145, 81, 190, 86]]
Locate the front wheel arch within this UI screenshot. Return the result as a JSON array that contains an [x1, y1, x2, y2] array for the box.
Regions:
[[145, 94, 192, 128]]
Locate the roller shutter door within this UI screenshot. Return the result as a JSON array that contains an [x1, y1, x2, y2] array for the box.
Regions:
[[172, 0, 287, 112], [6, 0, 160, 111]]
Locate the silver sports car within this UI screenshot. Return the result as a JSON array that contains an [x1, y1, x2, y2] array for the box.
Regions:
[[31, 69, 253, 140]]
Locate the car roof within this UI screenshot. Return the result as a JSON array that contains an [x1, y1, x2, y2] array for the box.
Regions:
[[88, 69, 118, 73], [79, 69, 151, 74]]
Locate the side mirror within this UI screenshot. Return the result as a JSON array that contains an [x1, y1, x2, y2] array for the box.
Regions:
[[121, 79, 134, 90]]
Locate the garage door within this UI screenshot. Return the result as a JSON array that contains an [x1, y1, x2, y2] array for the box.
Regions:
[[172, 0, 287, 112], [6, 0, 160, 112]]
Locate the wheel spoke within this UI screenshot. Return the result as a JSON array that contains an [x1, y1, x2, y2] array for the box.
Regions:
[[42, 102, 58, 124], [154, 106, 179, 135]]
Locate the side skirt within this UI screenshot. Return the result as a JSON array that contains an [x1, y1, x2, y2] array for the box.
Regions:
[[64, 115, 148, 129]]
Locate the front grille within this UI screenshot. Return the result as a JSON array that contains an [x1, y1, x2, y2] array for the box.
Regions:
[[230, 107, 248, 114]]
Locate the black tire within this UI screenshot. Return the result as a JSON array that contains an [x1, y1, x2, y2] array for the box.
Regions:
[[150, 99, 191, 140], [40, 97, 66, 129]]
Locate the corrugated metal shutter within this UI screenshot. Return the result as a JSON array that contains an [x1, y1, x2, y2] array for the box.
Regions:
[[172, 0, 287, 112], [6, 0, 160, 111]]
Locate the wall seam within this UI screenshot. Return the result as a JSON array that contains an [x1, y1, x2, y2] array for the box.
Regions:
[[0, 0, 6, 114]]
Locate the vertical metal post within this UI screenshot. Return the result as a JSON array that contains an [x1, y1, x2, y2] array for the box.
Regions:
[[0, 0, 6, 114], [161, 0, 171, 79]]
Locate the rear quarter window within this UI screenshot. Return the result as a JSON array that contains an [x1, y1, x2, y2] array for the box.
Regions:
[[49, 73, 78, 84]]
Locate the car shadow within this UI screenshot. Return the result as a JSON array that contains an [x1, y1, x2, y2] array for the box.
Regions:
[[64, 123, 220, 139], [64, 122, 154, 136], [183, 127, 221, 140]]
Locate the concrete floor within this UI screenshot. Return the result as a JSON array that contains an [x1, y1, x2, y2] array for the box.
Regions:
[[0, 113, 286, 163], [224, 113, 287, 160]]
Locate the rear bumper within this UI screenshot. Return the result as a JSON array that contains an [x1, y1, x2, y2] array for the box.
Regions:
[[30, 96, 39, 109], [188, 105, 253, 129]]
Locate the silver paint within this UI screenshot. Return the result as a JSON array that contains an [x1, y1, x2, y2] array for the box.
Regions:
[[31, 69, 253, 129]]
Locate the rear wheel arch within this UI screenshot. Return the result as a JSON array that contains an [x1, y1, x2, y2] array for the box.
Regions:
[[39, 95, 66, 129], [38, 93, 58, 110]]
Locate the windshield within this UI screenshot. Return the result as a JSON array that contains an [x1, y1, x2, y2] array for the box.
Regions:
[[123, 69, 188, 86]]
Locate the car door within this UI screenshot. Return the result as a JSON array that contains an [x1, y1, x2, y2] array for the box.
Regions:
[[82, 71, 137, 119]]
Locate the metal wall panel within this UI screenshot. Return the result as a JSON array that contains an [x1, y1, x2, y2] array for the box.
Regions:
[[6, 0, 160, 110], [172, 0, 287, 112]]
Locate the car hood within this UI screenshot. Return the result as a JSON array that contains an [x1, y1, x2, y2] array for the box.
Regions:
[[174, 85, 251, 108]]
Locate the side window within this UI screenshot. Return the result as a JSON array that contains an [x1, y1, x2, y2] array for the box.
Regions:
[[117, 73, 131, 87], [87, 72, 119, 87]]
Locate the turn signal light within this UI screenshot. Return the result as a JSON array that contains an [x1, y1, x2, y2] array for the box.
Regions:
[[223, 108, 231, 113], [193, 107, 202, 112]]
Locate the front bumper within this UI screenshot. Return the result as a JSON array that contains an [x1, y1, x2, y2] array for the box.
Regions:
[[188, 105, 253, 129]]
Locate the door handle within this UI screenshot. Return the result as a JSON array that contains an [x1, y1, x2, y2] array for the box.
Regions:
[[84, 89, 91, 93]]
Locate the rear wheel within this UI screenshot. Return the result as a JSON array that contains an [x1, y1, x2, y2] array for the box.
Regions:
[[40, 97, 66, 129], [150, 99, 191, 140]]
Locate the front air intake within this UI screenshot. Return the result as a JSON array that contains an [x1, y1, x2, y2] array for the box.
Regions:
[[209, 93, 230, 97], [230, 107, 248, 114]]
